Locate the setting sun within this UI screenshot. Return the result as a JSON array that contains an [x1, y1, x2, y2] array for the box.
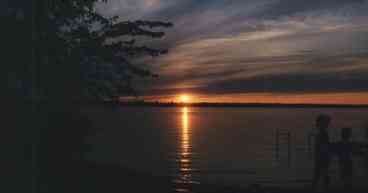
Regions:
[[179, 95, 191, 103]]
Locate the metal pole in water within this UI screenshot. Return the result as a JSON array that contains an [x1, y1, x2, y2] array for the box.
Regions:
[[287, 131, 291, 168], [275, 129, 279, 160], [307, 132, 313, 159]]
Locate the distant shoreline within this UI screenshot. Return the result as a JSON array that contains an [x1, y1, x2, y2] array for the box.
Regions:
[[30, 100, 368, 108], [97, 101, 368, 108]]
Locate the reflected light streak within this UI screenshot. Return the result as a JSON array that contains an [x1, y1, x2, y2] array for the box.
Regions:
[[181, 107, 190, 163], [181, 107, 190, 153], [176, 106, 195, 192]]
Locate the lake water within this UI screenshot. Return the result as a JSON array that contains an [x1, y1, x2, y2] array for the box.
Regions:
[[83, 106, 368, 192]]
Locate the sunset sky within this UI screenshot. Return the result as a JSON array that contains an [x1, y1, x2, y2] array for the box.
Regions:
[[98, 0, 368, 104]]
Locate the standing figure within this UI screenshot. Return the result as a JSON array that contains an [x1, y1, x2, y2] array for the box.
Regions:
[[312, 114, 331, 191], [336, 128, 353, 190], [364, 127, 368, 178]]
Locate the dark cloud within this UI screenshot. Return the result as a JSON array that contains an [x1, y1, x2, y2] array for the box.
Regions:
[[145, 69, 368, 96], [257, 0, 366, 18], [98, 0, 368, 98], [202, 71, 368, 94]]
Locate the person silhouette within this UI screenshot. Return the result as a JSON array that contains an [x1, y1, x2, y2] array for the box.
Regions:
[[312, 114, 331, 191], [336, 128, 353, 190], [365, 127, 368, 176]]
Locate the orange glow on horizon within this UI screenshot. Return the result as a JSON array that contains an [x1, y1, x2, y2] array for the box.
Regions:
[[138, 92, 368, 105]]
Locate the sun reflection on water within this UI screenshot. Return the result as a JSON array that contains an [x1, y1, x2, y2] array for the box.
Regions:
[[182, 107, 190, 156], [175, 107, 197, 192]]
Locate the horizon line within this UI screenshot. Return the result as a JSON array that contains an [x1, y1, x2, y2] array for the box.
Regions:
[[108, 101, 368, 107]]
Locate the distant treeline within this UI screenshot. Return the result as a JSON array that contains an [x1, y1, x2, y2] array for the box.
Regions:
[[83, 100, 368, 108]]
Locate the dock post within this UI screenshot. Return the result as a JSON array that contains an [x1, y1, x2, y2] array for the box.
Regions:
[[307, 133, 313, 159], [275, 129, 279, 160], [287, 131, 291, 168]]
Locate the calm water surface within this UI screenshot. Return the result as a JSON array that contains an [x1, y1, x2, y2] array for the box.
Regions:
[[84, 107, 368, 191]]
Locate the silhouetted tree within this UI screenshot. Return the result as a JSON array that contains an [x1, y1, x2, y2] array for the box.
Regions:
[[31, 0, 172, 101], [3, 1, 172, 192]]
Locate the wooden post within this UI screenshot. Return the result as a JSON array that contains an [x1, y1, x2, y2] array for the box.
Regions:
[[307, 134, 311, 155], [307, 133, 314, 159], [275, 129, 279, 160], [287, 131, 291, 168]]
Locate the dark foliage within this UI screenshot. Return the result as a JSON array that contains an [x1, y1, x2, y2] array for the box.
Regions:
[[2, 1, 172, 193], [30, 0, 172, 100]]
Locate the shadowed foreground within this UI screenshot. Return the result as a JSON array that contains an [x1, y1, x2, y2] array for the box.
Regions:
[[42, 161, 173, 193], [5, 101, 368, 193]]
